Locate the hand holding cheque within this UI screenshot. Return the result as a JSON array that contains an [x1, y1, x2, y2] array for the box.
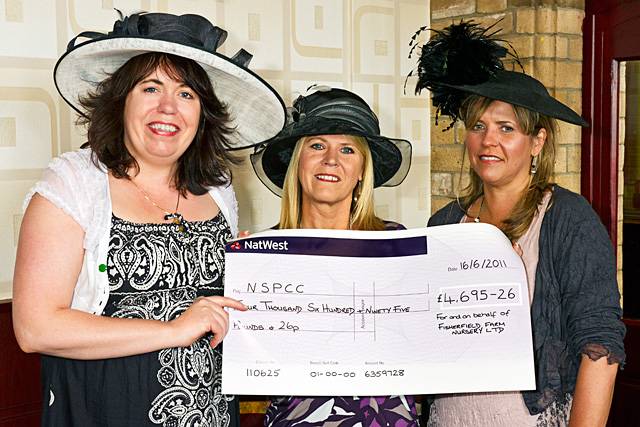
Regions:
[[222, 223, 535, 396]]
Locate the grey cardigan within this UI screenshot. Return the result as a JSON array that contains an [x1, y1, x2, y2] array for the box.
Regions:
[[427, 185, 626, 414]]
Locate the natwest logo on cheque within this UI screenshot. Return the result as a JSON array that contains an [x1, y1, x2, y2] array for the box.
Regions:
[[235, 239, 289, 251]]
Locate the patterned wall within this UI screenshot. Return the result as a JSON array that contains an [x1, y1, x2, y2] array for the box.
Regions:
[[0, 0, 430, 300]]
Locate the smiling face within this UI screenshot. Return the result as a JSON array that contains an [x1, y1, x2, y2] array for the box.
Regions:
[[123, 66, 201, 169], [465, 100, 546, 193], [297, 134, 365, 209]]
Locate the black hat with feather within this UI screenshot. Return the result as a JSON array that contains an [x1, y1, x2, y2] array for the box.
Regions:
[[409, 21, 588, 127]]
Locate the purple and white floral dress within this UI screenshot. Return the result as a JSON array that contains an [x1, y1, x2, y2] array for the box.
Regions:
[[264, 221, 418, 427], [265, 395, 418, 427]]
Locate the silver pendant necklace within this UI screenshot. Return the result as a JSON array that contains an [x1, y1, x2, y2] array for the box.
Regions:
[[473, 196, 484, 223]]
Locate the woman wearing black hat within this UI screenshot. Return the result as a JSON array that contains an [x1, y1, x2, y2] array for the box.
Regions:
[[416, 22, 625, 426], [251, 86, 418, 426], [12, 12, 285, 427]]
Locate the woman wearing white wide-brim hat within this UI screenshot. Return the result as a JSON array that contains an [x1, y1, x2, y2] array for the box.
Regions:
[[12, 12, 285, 427]]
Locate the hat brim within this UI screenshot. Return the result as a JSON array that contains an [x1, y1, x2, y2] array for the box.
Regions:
[[442, 71, 589, 127], [250, 124, 412, 197], [54, 36, 286, 149]]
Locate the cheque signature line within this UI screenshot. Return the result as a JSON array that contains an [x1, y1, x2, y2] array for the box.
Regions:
[[244, 309, 432, 315], [274, 330, 376, 333]]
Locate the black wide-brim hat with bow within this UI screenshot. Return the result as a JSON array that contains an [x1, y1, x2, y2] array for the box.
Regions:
[[250, 87, 412, 197], [54, 12, 286, 150]]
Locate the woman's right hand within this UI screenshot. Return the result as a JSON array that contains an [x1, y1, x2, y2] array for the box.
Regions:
[[170, 296, 247, 348]]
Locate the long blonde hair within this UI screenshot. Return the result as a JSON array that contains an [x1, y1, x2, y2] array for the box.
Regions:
[[278, 135, 385, 231], [459, 95, 557, 241]]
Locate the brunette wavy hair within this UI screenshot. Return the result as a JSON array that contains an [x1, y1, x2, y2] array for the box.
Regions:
[[78, 52, 238, 195]]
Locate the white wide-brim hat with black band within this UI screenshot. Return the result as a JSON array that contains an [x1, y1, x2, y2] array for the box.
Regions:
[[251, 86, 412, 197], [54, 12, 286, 150]]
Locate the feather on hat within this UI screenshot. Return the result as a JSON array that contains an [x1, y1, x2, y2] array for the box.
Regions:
[[409, 20, 587, 128]]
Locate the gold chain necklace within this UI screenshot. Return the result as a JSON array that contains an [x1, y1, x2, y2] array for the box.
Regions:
[[129, 179, 186, 233]]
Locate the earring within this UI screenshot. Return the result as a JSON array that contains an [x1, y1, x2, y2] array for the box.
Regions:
[[353, 180, 362, 203], [530, 156, 538, 175]]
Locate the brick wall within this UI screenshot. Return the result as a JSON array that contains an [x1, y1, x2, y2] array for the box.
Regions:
[[618, 62, 625, 295], [429, 0, 585, 213]]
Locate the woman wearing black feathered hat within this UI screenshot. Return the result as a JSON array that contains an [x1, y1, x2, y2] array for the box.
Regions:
[[12, 11, 286, 427], [251, 86, 418, 425], [415, 22, 625, 426]]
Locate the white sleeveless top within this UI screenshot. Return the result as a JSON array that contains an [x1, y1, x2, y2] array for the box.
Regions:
[[23, 149, 239, 315]]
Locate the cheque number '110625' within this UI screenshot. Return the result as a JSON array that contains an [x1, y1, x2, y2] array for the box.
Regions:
[[246, 369, 280, 377]]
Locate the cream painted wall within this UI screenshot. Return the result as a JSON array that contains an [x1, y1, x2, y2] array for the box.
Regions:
[[0, 0, 430, 299]]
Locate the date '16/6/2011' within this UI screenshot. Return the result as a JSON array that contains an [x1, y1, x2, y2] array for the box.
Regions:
[[448, 258, 508, 272]]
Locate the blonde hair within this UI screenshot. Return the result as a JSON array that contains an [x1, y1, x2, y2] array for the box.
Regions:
[[278, 135, 385, 231], [458, 95, 557, 241]]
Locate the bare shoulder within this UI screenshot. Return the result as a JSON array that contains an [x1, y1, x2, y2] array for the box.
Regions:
[[13, 194, 85, 310]]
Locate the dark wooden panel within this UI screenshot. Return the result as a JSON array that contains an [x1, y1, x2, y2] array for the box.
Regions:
[[608, 319, 640, 426], [0, 303, 41, 426], [0, 412, 41, 427], [619, 319, 640, 379], [623, 224, 640, 318], [583, 2, 640, 422], [583, 0, 640, 244], [583, 0, 618, 244], [240, 413, 266, 427]]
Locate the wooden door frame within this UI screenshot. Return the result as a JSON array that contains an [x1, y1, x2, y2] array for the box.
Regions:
[[583, 0, 640, 247], [583, 4, 640, 425]]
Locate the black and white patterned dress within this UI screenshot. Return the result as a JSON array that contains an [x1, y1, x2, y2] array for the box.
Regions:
[[41, 212, 239, 427]]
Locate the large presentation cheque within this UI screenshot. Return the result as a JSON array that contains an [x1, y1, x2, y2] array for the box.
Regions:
[[221, 224, 535, 396]]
